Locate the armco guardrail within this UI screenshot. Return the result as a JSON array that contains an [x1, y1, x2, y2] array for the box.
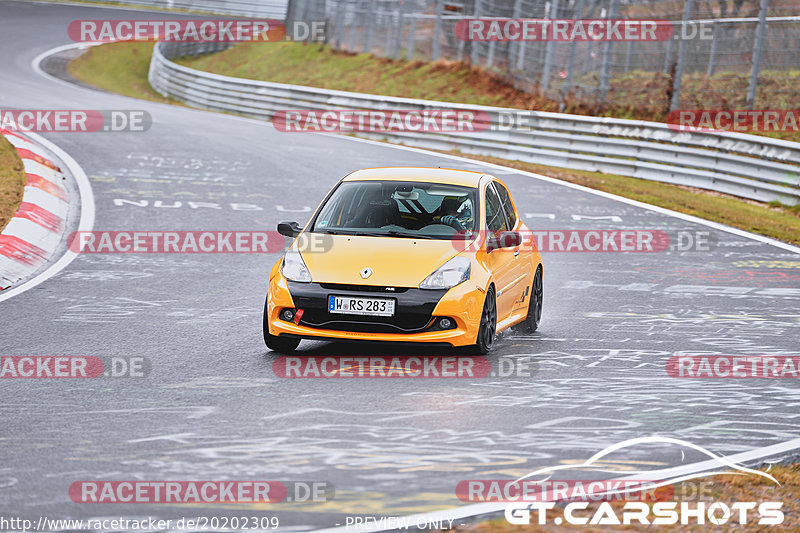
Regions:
[[85, 0, 288, 18], [149, 41, 800, 206]]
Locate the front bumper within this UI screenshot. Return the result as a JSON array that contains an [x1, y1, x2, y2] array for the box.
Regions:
[[267, 273, 484, 347]]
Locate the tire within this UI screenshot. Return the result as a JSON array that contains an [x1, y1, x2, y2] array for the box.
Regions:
[[520, 266, 543, 333], [263, 298, 300, 353], [473, 286, 497, 355]]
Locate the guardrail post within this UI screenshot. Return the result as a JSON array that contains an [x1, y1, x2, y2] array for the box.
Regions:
[[297, 0, 309, 38], [598, 0, 618, 103], [541, 0, 560, 93], [407, 14, 417, 60], [384, 10, 393, 56], [392, 6, 404, 60], [471, 0, 483, 65], [746, 0, 770, 109], [364, 0, 375, 53], [333, 1, 345, 48], [623, 40, 633, 72], [432, 0, 444, 61], [670, 0, 695, 111], [564, 0, 583, 90], [347, 1, 358, 52], [662, 34, 674, 73], [508, 0, 523, 70], [706, 20, 718, 76]]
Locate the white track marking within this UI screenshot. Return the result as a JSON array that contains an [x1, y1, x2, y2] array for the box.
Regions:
[[31, 41, 105, 91]]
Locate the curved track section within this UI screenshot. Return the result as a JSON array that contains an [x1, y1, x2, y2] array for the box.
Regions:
[[2, 2, 800, 529]]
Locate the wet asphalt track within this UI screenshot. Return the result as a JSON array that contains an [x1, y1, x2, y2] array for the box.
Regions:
[[1, 1, 800, 529]]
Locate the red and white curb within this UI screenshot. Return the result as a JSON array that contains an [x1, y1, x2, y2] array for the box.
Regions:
[[0, 129, 71, 291]]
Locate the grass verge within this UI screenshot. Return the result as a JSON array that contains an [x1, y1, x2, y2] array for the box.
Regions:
[[68, 42, 172, 103], [67, 42, 800, 246], [0, 135, 26, 233], [450, 463, 800, 533]]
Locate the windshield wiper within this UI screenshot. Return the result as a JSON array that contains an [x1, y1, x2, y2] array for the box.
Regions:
[[383, 230, 434, 239], [314, 229, 357, 235], [314, 229, 435, 239]]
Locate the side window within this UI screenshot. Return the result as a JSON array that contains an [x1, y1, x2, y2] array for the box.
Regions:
[[494, 182, 517, 228], [485, 184, 508, 232]]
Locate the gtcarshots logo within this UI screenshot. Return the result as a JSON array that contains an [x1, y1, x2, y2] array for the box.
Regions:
[[272, 356, 533, 379], [505, 501, 784, 526], [273, 109, 490, 133], [0, 356, 149, 378], [69, 480, 332, 503], [0, 110, 150, 132], [68, 19, 285, 42], [455, 18, 674, 41], [504, 436, 785, 526]]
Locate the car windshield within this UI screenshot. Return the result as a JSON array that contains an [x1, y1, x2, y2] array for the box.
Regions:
[[311, 180, 478, 239]]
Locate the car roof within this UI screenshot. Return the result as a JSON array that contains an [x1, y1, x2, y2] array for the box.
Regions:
[[342, 167, 488, 187]]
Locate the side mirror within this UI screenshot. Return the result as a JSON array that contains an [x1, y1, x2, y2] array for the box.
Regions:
[[277, 221, 302, 238], [487, 231, 520, 252]]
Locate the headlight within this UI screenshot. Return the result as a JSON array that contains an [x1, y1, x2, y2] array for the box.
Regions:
[[419, 256, 471, 290], [282, 246, 311, 282]]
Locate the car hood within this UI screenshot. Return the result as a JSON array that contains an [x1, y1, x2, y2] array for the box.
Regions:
[[301, 234, 462, 287]]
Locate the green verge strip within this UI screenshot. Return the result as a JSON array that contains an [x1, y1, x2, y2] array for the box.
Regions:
[[68, 42, 173, 103]]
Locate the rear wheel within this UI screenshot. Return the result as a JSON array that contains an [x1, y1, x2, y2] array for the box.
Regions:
[[520, 267, 543, 333], [473, 286, 497, 354], [263, 298, 300, 353]]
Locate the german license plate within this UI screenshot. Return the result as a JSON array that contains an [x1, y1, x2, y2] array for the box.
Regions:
[[328, 296, 395, 317]]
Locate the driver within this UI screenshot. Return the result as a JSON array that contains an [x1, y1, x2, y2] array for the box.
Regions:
[[438, 196, 472, 232]]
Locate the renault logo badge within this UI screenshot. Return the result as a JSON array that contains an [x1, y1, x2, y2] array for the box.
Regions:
[[360, 267, 373, 279]]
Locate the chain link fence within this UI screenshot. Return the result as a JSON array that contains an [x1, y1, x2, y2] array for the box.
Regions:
[[288, 0, 800, 115]]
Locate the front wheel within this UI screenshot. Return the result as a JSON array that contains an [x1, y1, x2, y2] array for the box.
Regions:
[[263, 298, 300, 353], [520, 267, 543, 333], [473, 286, 497, 355]]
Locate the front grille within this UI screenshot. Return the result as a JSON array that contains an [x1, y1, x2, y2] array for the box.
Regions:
[[319, 283, 409, 294], [287, 281, 448, 335], [299, 308, 433, 333]]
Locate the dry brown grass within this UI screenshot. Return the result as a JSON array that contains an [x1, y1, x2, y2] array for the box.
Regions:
[[0, 134, 26, 232]]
